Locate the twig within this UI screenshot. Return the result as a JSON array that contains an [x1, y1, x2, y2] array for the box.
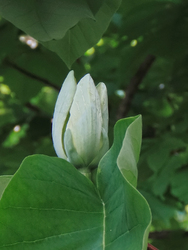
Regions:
[[147, 243, 159, 250], [4, 59, 60, 91], [117, 54, 156, 120], [25, 102, 41, 113]]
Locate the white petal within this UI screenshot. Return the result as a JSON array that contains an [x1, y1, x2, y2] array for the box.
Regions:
[[52, 71, 76, 159], [88, 82, 109, 167], [64, 128, 85, 166], [96, 82, 108, 134], [66, 74, 102, 166], [89, 128, 109, 167]]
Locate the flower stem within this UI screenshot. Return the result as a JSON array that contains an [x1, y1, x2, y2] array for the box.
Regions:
[[78, 168, 91, 180]]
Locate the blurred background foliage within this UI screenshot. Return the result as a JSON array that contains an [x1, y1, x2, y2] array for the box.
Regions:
[[0, 0, 188, 249]]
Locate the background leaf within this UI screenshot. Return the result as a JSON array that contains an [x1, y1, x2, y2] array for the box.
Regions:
[[0, 0, 104, 42], [170, 168, 188, 204], [42, 0, 122, 68], [0, 0, 120, 67]]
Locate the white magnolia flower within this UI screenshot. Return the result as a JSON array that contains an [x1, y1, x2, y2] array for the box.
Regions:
[[52, 71, 109, 168]]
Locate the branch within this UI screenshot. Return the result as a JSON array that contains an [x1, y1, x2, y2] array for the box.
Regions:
[[4, 59, 60, 91], [117, 54, 156, 120], [25, 102, 41, 113], [147, 243, 159, 250]]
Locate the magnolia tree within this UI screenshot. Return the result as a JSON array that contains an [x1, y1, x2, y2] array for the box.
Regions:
[[0, 1, 158, 250]]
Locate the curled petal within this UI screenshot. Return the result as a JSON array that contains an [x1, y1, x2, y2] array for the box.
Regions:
[[96, 82, 108, 135], [66, 74, 102, 166], [52, 71, 76, 159], [64, 129, 85, 166], [90, 128, 109, 167]]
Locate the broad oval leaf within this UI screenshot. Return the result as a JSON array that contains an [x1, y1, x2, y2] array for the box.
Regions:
[[0, 155, 103, 249], [97, 117, 151, 250]]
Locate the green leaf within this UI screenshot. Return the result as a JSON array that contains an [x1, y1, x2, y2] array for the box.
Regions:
[[0, 0, 103, 42], [170, 169, 188, 204], [0, 117, 151, 249], [0, 175, 11, 199], [0, 155, 103, 249], [151, 155, 183, 198], [97, 117, 151, 250], [41, 0, 122, 68], [140, 190, 176, 228], [117, 115, 142, 187], [147, 137, 185, 172], [0, 0, 119, 67]]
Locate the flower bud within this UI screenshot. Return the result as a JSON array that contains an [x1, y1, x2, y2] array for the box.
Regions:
[[52, 71, 109, 168]]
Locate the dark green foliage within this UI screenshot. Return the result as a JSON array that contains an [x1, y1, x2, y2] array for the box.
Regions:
[[0, 0, 188, 249]]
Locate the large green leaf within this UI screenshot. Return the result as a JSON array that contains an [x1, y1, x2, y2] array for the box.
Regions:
[[0, 155, 103, 249], [0, 0, 103, 42], [0, 117, 151, 249], [97, 117, 151, 250]]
